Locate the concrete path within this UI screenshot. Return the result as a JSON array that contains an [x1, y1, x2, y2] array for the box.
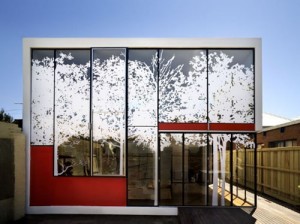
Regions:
[[252, 195, 300, 224]]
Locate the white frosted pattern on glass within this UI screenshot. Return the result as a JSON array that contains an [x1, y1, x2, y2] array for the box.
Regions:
[[159, 50, 207, 123], [128, 50, 158, 126], [184, 133, 207, 146], [92, 49, 126, 145], [160, 133, 182, 150], [208, 51, 254, 123], [128, 127, 157, 152], [31, 52, 54, 145], [160, 134, 207, 151], [210, 134, 231, 206], [55, 52, 90, 146]]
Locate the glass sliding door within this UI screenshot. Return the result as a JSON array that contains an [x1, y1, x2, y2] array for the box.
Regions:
[[159, 133, 208, 206]]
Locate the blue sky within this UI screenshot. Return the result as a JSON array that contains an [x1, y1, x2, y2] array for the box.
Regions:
[[0, 0, 299, 119]]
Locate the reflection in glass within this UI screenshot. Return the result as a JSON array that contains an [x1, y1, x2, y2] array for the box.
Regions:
[[128, 50, 158, 126], [55, 50, 90, 176], [92, 48, 126, 176], [128, 127, 157, 206], [208, 50, 254, 123], [160, 133, 183, 206], [159, 50, 207, 123], [31, 50, 54, 145], [232, 134, 255, 206], [184, 134, 207, 205], [208, 134, 231, 206]]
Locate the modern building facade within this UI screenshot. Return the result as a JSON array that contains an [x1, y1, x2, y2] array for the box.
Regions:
[[23, 38, 262, 215]]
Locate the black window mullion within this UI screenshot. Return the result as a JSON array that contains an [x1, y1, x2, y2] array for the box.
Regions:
[[90, 48, 93, 176], [157, 49, 160, 206], [230, 134, 233, 206], [125, 48, 129, 205]]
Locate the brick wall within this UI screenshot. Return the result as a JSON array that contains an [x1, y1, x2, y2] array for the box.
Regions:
[[257, 123, 300, 147]]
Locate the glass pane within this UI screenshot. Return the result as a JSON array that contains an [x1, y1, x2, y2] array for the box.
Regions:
[[232, 134, 255, 206], [92, 48, 126, 176], [208, 134, 231, 206], [31, 50, 54, 145], [184, 134, 207, 206], [55, 50, 90, 176], [159, 50, 207, 123], [160, 133, 183, 206], [128, 127, 157, 206], [128, 50, 158, 126], [208, 50, 254, 123]]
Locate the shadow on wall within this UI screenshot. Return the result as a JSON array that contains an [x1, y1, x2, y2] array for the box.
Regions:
[[0, 122, 25, 223]]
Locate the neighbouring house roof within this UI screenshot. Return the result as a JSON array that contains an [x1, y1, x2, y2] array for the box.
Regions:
[[262, 113, 291, 128], [259, 116, 300, 133]]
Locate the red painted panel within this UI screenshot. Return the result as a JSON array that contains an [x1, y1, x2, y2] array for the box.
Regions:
[[159, 123, 208, 131], [209, 123, 255, 131], [30, 146, 126, 206]]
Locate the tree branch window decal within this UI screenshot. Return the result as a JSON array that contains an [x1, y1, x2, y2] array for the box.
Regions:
[[208, 50, 254, 124], [54, 50, 91, 176], [159, 50, 207, 123], [128, 50, 158, 126], [92, 48, 126, 176]]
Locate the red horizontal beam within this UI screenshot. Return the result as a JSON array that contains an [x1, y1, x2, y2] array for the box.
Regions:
[[209, 123, 255, 131], [159, 123, 255, 131], [159, 123, 208, 130]]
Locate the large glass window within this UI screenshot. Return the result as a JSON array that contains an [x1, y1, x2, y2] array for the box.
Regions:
[[31, 50, 54, 145], [92, 48, 126, 176], [128, 50, 158, 126], [127, 49, 158, 205], [54, 50, 91, 176], [208, 50, 254, 124], [159, 50, 207, 123]]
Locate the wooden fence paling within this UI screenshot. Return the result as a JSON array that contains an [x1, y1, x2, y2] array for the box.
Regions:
[[227, 146, 300, 206]]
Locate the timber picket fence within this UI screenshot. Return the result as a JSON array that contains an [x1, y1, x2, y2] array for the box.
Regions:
[[227, 147, 300, 206]]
